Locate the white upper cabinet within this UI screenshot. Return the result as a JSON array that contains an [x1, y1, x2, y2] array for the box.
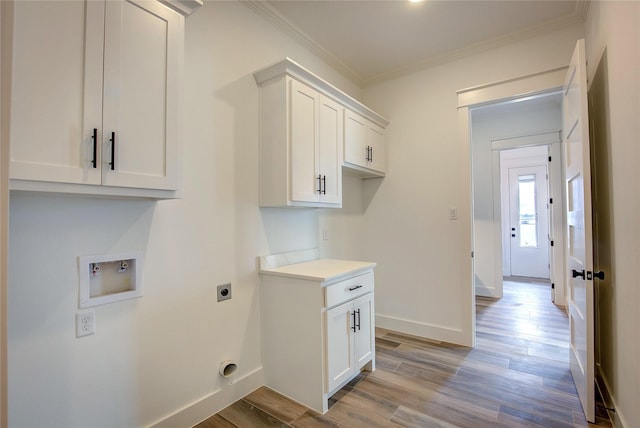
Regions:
[[9, 0, 184, 198], [344, 110, 386, 176], [254, 59, 389, 208], [257, 75, 343, 208]]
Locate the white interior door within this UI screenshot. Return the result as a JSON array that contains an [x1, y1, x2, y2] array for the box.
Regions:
[[508, 165, 550, 278], [564, 39, 595, 423]]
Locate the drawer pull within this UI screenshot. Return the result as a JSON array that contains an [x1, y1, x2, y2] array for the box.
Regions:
[[348, 285, 363, 291]]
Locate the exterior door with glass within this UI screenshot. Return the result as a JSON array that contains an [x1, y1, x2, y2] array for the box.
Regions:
[[508, 165, 550, 278]]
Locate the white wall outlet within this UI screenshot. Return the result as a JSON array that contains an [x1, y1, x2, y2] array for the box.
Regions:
[[449, 207, 458, 220], [76, 310, 95, 338]]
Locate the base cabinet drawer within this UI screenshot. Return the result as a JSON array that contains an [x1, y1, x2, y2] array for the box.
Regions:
[[325, 271, 374, 308]]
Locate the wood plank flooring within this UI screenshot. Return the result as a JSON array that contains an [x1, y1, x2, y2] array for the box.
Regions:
[[195, 280, 612, 427]]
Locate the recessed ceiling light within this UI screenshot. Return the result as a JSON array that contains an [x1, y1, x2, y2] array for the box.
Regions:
[[409, 0, 424, 3]]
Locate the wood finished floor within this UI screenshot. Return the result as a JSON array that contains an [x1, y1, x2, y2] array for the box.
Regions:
[[195, 280, 612, 427]]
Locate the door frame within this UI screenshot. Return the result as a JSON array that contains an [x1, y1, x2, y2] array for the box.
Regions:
[[457, 66, 568, 346], [502, 150, 550, 279]]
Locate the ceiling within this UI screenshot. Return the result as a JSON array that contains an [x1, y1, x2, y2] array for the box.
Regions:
[[250, 0, 586, 86]]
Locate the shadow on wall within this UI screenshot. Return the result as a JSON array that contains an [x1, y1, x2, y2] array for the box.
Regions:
[[588, 48, 616, 393]]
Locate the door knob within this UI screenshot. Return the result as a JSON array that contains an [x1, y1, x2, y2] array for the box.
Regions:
[[593, 271, 605, 280], [511, 234, 516, 237], [572, 269, 585, 279]]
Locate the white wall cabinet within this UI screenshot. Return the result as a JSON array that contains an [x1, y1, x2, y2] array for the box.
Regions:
[[260, 256, 376, 414], [254, 59, 389, 207], [257, 75, 343, 208], [9, 0, 184, 198], [344, 110, 386, 176]]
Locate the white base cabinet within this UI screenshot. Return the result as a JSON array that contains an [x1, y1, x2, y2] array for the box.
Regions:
[[260, 262, 376, 414]]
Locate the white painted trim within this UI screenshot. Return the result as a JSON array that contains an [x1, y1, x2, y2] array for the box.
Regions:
[[157, 0, 202, 17], [491, 131, 562, 151], [253, 58, 389, 127], [375, 314, 469, 346], [458, 68, 567, 108], [149, 367, 265, 428]]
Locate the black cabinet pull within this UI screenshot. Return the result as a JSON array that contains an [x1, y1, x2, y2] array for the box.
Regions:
[[91, 128, 97, 168], [317, 175, 322, 193], [109, 132, 116, 171], [369, 146, 373, 162], [351, 311, 356, 333], [572, 269, 585, 279], [365, 146, 372, 162], [348, 285, 363, 291], [322, 175, 326, 194], [356, 308, 361, 331]]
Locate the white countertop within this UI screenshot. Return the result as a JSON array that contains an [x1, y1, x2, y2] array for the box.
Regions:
[[259, 258, 376, 283]]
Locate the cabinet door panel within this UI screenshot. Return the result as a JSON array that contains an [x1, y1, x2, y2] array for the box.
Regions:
[[102, 0, 180, 190], [10, 0, 103, 185], [353, 293, 374, 367], [367, 123, 385, 173], [325, 301, 354, 393], [318, 96, 343, 204], [344, 111, 367, 168], [289, 79, 319, 203]]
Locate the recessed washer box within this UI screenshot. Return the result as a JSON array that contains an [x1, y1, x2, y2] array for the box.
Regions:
[[78, 252, 143, 308]]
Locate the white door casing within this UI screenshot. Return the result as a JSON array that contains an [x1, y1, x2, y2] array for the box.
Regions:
[[508, 165, 550, 278], [564, 39, 595, 423]]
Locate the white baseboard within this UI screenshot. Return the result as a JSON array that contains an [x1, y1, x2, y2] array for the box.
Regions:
[[376, 314, 470, 346], [149, 367, 265, 428], [596, 365, 626, 428]]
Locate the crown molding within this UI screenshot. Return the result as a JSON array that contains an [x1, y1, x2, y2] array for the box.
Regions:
[[363, 12, 584, 86], [241, 0, 363, 85]]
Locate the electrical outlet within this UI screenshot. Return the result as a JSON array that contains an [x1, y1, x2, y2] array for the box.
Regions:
[[217, 283, 232, 302], [76, 310, 95, 337]]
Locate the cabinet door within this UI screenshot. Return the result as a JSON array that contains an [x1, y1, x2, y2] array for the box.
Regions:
[[102, 0, 181, 190], [325, 301, 355, 393], [367, 122, 385, 174], [289, 79, 320, 203], [353, 293, 375, 368], [318, 96, 343, 205], [10, 0, 103, 185], [344, 110, 368, 168]]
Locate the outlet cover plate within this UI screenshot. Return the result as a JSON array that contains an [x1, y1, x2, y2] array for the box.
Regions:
[[217, 283, 232, 302], [76, 310, 95, 337]]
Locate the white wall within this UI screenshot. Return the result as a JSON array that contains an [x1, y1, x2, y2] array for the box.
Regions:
[[356, 24, 584, 345], [584, 2, 640, 427], [6, 2, 362, 427], [471, 99, 561, 297]]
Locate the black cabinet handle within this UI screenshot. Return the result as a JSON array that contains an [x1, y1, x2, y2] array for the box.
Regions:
[[109, 132, 116, 171], [351, 311, 357, 333], [356, 308, 361, 331], [322, 175, 326, 194], [317, 175, 322, 193], [348, 285, 363, 291], [91, 128, 97, 168], [369, 146, 373, 162], [572, 269, 585, 279]]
